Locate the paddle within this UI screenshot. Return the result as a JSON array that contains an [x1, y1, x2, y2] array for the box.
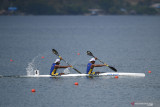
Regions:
[[87, 51, 117, 72], [52, 49, 81, 74]]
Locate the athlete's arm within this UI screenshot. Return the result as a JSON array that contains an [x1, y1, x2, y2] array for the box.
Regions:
[[92, 64, 106, 67], [55, 65, 71, 68]]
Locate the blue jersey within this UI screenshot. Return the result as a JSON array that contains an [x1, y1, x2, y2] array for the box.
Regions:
[[86, 63, 93, 74], [50, 63, 57, 75]]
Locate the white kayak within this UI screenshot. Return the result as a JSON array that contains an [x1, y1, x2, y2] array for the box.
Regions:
[[19, 72, 145, 78]]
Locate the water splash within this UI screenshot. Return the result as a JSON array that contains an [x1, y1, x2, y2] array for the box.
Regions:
[[63, 68, 70, 74], [26, 56, 39, 75]]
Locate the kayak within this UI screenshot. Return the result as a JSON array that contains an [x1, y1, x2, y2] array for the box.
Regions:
[[2, 72, 144, 78], [0, 71, 145, 78]]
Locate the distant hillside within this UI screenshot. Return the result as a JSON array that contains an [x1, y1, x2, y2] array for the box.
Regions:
[[0, 0, 160, 15]]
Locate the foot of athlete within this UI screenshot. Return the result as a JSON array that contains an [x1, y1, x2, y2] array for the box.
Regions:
[[95, 72, 101, 75], [59, 73, 65, 75]]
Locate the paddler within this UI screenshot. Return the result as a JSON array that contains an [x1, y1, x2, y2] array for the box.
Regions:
[[86, 57, 106, 74], [50, 57, 72, 76]]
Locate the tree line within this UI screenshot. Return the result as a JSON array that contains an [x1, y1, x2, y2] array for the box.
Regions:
[[0, 0, 159, 15]]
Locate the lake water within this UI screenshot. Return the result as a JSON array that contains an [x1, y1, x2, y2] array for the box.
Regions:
[[0, 16, 160, 107]]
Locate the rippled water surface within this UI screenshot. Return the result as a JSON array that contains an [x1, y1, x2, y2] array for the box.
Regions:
[[0, 16, 160, 107]]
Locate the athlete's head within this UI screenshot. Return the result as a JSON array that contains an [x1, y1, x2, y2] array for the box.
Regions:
[[90, 58, 95, 64], [55, 59, 60, 65]]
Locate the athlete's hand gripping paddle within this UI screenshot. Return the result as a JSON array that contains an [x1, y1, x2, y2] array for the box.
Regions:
[[87, 51, 117, 72], [52, 49, 81, 74]]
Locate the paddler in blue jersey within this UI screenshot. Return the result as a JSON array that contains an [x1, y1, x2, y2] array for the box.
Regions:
[[50, 57, 72, 76], [86, 58, 106, 74]]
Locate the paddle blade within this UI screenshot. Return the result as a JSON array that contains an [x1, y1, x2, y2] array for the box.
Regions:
[[87, 51, 93, 56], [52, 49, 59, 56], [108, 66, 117, 72]]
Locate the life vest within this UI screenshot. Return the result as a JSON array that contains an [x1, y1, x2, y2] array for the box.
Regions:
[[86, 63, 93, 74], [50, 63, 57, 75]]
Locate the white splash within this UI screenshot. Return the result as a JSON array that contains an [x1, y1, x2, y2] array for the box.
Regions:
[[63, 68, 70, 74], [26, 56, 39, 75]]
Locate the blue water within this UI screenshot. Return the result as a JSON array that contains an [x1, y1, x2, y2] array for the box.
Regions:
[[0, 16, 160, 107]]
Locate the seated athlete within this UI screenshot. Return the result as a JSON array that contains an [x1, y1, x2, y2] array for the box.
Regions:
[[86, 58, 106, 75], [50, 57, 72, 76]]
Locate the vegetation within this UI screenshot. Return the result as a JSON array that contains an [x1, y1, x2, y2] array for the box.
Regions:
[[0, 0, 159, 15]]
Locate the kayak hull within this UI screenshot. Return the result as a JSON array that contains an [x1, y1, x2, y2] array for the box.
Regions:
[[20, 72, 145, 77]]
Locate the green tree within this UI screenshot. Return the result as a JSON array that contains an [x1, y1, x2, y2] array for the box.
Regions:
[[99, 0, 114, 11], [136, 6, 157, 15]]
